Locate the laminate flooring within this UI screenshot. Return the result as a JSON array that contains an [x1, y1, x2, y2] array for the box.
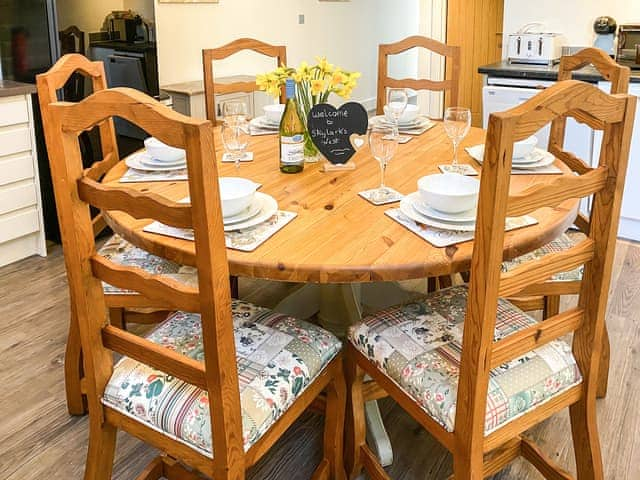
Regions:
[[1, 241, 638, 479]]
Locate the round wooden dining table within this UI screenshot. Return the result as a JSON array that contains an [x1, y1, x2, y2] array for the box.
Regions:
[[103, 122, 577, 466], [104, 124, 577, 283]]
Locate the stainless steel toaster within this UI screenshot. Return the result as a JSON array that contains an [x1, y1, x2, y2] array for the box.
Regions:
[[507, 25, 565, 66]]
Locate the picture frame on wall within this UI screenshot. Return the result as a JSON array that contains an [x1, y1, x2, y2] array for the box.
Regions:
[[158, 0, 219, 3]]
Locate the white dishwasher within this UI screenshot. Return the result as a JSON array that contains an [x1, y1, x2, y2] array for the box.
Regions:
[[482, 76, 595, 216]]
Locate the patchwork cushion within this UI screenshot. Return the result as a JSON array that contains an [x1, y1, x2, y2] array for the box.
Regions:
[[98, 234, 197, 294], [102, 300, 342, 456], [501, 231, 585, 282], [348, 285, 581, 435]]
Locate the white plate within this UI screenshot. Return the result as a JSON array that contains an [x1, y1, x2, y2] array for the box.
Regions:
[[224, 192, 278, 231], [371, 115, 432, 130], [140, 153, 187, 167], [399, 196, 476, 232], [470, 146, 556, 169], [126, 152, 187, 172], [408, 192, 477, 223], [223, 198, 262, 224], [250, 116, 279, 130]]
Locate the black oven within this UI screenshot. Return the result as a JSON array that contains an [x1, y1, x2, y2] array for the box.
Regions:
[[617, 25, 640, 70]]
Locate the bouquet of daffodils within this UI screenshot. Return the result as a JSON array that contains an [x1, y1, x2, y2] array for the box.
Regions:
[[256, 57, 361, 121]]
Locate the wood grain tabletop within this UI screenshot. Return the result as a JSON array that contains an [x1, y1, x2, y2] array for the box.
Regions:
[[103, 124, 578, 283]]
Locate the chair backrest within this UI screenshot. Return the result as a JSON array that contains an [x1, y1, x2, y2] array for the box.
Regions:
[[202, 38, 287, 124], [37, 54, 120, 236], [456, 81, 635, 451], [43, 87, 243, 476], [549, 47, 631, 173], [58, 27, 87, 102], [37, 54, 119, 181], [376, 35, 461, 115]]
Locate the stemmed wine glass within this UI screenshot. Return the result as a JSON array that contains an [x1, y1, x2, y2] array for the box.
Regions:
[[221, 121, 249, 169], [369, 126, 399, 202], [443, 107, 472, 173], [386, 88, 408, 139], [223, 100, 249, 125]]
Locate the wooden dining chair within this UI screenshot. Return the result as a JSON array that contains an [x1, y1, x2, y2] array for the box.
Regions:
[[502, 48, 631, 398], [44, 85, 346, 480], [202, 38, 287, 124], [376, 35, 461, 115], [346, 80, 636, 479], [37, 54, 192, 415]]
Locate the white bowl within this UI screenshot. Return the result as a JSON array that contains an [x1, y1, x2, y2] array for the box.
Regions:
[[263, 104, 285, 124], [384, 103, 419, 124], [512, 135, 538, 159], [219, 177, 259, 217], [144, 137, 186, 162], [417, 173, 480, 214]]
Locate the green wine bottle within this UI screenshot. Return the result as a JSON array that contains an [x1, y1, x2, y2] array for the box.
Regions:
[[279, 79, 305, 174]]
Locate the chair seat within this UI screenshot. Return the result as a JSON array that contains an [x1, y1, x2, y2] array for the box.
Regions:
[[348, 285, 582, 435], [501, 231, 585, 282], [98, 235, 197, 294], [102, 300, 342, 456]]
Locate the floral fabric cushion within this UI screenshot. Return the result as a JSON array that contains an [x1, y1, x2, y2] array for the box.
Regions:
[[501, 231, 585, 282], [348, 285, 581, 435], [98, 234, 197, 294], [102, 300, 342, 456]]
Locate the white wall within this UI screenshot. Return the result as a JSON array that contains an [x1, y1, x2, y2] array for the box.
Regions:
[[503, 0, 640, 53], [154, 0, 421, 106]]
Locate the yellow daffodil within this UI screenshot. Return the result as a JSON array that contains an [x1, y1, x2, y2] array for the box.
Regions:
[[257, 59, 360, 104], [330, 69, 346, 87], [310, 79, 325, 96], [316, 56, 334, 75]]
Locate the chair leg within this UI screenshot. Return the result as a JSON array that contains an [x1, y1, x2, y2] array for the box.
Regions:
[[315, 360, 347, 480], [452, 453, 485, 480], [543, 295, 560, 319], [64, 305, 87, 416], [109, 307, 126, 330], [345, 346, 367, 480], [569, 396, 604, 479], [84, 418, 117, 480], [596, 326, 610, 399], [230, 275, 239, 299]]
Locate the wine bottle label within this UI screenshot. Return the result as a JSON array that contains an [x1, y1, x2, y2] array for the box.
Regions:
[[280, 135, 304, 164]]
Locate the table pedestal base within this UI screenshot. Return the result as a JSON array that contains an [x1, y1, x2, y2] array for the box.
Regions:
[[273, 281, 420, 467]]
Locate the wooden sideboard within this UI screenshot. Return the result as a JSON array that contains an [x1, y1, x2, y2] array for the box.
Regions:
[[161, 75, 272, 120]]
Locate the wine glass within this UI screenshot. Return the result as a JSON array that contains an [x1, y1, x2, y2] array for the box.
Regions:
[[443, 107, 471, 173], [223, 100, 249, 125], [386, 88, 408, 138], [221, 120, 249, 169], [368, 126, 399, 202]]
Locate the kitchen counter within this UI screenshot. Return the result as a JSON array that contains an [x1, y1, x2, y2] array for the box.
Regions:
[[478, 60, 640, 83], [161, 75, 256, 97], [0, 80, 36, 98], [89, 40, 156, 53]]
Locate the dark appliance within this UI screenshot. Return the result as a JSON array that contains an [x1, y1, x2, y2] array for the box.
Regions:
[[0, 0, 59, 83], [0, 0, 65, 242], [617, 24, 640, 70]]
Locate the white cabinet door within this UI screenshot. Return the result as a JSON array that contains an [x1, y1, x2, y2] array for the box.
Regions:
[[595, 82, 640, 241]]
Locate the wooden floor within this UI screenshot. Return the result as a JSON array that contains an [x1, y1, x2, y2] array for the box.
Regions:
[[1, 240, 639, 479]]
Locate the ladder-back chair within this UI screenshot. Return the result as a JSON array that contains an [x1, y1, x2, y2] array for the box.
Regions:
[[37, 54, 191, 415], [503, 47, 631, 398], [45, 86, 346, 480], [376, 35, 461, 115], [346, 80, 636, 479], [202, 38, 287, 124]]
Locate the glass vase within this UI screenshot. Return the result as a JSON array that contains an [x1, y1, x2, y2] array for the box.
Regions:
[[303, 129, 321, 163]]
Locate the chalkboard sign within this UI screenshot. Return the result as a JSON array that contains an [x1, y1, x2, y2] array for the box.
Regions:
[[307, 102, 368, 165]]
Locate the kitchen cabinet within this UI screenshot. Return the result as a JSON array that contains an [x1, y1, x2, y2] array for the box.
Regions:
[[161, 76, 271, 121], [0, 86, 47, 266], [594, 81, 640, 241]]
